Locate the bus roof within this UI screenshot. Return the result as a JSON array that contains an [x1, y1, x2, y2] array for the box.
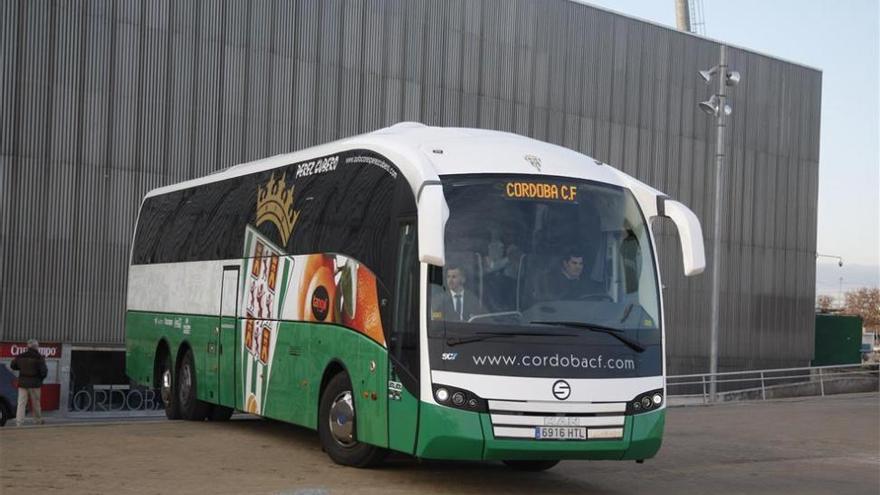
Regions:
[[144, 123, 648, 200]]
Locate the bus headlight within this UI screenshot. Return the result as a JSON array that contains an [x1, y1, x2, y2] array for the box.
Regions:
[[627, 389, 664, 415], [432, 384, 488, 412], [435, 388, 450, 403]]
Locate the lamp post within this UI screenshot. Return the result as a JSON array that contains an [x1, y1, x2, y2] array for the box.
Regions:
[[699, 45, 740, 402]]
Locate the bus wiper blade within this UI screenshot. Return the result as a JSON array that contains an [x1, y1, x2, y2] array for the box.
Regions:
[[446, 330, 577, 347], [530, 320, 645, 353]]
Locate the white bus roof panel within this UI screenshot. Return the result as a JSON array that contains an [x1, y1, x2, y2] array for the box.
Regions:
[[143, 123, 632, 200]]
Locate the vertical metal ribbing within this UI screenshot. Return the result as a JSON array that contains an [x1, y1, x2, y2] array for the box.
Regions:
[[0, 0, 823, 370]]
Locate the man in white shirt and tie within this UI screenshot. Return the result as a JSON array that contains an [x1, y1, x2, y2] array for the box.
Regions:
[[431, 264, 482, 322]]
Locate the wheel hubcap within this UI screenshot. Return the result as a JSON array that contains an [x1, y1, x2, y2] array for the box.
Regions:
[[328, 391, 355, 447], [161, 369, 172, 404]]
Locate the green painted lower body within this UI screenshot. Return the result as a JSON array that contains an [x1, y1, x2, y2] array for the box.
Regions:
[[127, 310, 664, 462], [125, 310, 389, 447], [416, 402, 665, 461]]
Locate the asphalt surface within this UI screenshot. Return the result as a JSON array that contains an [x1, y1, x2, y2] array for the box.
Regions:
[[1, 393, 878, 494]]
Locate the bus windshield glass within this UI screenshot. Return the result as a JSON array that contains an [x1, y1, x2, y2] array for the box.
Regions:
[[429, 176, 659, 333]]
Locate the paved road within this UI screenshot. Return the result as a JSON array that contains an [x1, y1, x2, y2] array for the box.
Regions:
[[2, 394, 878, 494]]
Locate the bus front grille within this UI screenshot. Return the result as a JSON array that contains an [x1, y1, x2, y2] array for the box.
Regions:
[[487, 399, 626, 440]]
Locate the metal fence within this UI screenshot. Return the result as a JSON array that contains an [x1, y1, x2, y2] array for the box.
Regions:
[[667, 363, 880, 403]]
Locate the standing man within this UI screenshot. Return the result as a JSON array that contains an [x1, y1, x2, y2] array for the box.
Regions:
[[432, 264, 482, 321], [10, 339, 47, 426]]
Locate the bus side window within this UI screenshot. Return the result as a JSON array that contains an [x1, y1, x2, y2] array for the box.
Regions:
[[391, 222, 419, 390], [621, 231, 641, 294]]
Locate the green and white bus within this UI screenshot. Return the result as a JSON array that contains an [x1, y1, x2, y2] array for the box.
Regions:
[[125, 123, 705, 470]]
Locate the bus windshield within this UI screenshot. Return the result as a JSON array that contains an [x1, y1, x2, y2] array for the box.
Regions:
[[429, 176, 659, 333]]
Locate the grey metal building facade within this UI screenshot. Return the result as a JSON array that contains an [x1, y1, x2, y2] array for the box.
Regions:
[[1, 0, 821, 376]]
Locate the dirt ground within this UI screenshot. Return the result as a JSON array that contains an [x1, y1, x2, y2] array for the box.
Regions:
[[1, 393, 878, 494]]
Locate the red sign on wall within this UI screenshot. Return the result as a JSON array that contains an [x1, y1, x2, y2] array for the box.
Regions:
[[0, 342, 63, 360]]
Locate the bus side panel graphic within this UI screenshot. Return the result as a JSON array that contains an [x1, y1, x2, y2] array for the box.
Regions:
[[240, 226, 387, 415]]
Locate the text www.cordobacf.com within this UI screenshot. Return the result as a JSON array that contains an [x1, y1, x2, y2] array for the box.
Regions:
[[472, 353, 635, 370]]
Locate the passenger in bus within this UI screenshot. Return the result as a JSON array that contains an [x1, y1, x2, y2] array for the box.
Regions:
[[431, 264, 483, 321], [539, 251, 604, 301], [484, 244, 522, 311]]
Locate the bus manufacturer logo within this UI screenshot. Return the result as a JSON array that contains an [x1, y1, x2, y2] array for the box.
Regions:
[[552, 380, 571, 400], [524, 154, 542, 171]]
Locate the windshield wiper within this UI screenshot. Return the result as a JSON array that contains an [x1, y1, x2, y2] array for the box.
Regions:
[[619, 303, 634, 323], [530, 321, 645, 353], [446, 330, 578, 347]]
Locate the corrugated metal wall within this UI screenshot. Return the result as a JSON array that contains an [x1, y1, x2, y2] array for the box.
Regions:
[[0, 0, 820, 374]]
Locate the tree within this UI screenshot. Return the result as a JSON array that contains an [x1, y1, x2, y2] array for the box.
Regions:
[[844, 288, 880, 331], [816, 295, 835, 312]]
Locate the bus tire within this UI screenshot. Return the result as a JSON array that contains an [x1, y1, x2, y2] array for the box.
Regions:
[[160, 352, 181, 420], [0, 399, 11, 427], [318, 372, 387, 467], [502, 460, 560, 471], [208, 404, 234, 421], [177, 349, 211, 421]]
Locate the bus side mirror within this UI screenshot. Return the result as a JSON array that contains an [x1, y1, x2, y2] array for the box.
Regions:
[[661, 199, 706, 277], [418, 184, 449, 266]]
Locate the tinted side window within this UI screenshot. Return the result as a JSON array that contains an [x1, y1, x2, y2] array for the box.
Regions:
[[131, 150, 417, 290]]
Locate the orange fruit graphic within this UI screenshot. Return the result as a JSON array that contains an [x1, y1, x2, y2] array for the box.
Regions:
[[345, 265, 385, 346], [299, 254, 335, 319], [304, 265, 336, 323], [246, 393, 258, 413]]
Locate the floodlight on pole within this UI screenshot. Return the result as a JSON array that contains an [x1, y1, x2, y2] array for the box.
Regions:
[[699, 66, 718, 84], [726, 71, 741, 87], [699, 95, 719, 115], [698, 95, 733, 117]]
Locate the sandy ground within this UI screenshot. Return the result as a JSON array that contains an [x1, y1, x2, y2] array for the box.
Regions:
[[1, 393, 878, 494]]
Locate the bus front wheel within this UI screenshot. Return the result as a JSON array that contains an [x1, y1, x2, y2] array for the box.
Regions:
[[503, 460, 560, 471], [177, 349, 211, 421], [318, 372, 387, 467]]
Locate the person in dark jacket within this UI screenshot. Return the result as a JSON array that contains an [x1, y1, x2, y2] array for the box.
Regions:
[[10, 339, 47, 426]]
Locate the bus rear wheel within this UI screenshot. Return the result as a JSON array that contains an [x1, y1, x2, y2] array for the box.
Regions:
[[502, 460, 560, 471], [318, 372, 387, 467], [177, 349, 211, 421]]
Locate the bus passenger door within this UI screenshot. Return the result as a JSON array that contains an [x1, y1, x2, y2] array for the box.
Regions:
[[388, 222, 420, 454], [218, 265, 240, 408]]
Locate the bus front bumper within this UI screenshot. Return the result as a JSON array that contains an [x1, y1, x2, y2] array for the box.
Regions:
[[415, 402, 665, 461]]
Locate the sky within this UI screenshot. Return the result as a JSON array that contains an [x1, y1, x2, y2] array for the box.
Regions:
[[580, 0, 880, 295]]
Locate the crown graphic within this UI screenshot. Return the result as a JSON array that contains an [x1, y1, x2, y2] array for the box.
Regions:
[[256, 173, 301, 246]]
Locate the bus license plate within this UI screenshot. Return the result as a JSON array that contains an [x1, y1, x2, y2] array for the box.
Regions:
[[535, 427, 587, 440]]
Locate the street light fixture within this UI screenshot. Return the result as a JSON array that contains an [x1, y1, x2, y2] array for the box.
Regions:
[[816, 253, 844, 267]]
